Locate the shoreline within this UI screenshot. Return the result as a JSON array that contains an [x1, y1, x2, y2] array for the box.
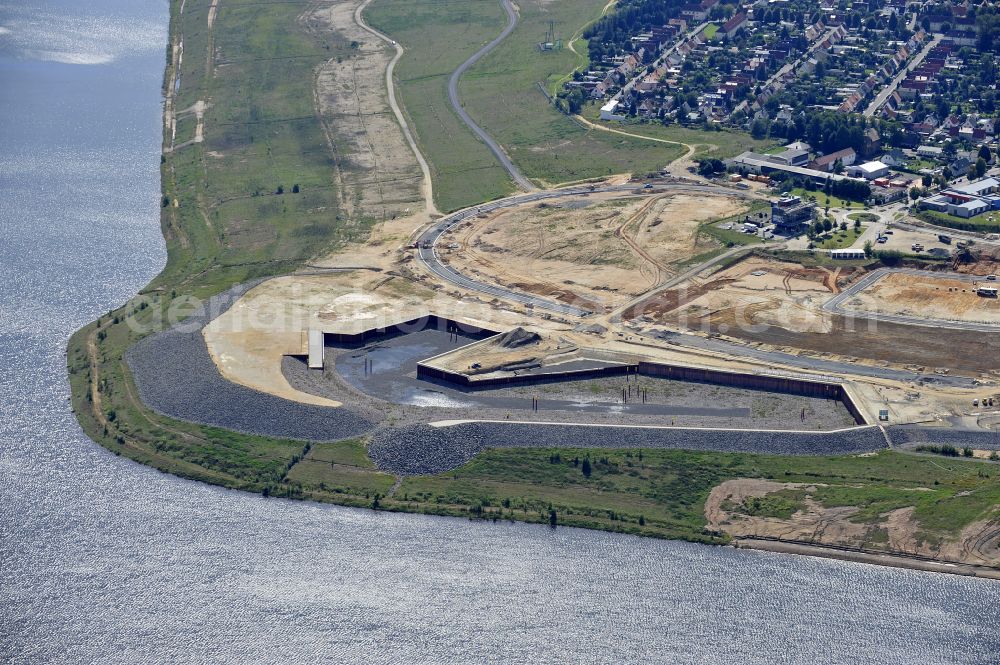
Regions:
[[66, 0, 1000, 584], [735, 538, 1000, 581]]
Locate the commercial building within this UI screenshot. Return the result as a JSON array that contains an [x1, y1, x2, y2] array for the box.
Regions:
[[599, 99, 626, 121], [920, 177, 1000, 218], [808, 147, 857, 173], [729, 151, 851, 183], [770, 195, 816, 231], [848, 161, 890, 180]]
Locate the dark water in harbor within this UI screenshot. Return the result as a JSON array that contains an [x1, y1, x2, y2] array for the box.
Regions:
[[2, 1, 1000, 662]]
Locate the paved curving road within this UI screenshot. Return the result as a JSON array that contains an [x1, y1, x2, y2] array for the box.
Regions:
[[823, 267, 1000, 332], [415, 181, 753, 317], [448, 0, 536, 192]]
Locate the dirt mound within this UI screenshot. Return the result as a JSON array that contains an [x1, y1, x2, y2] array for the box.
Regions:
[[496, 327, 541, 349]]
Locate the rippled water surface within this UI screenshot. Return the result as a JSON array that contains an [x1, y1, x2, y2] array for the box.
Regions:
[[2, 1, 1000, 663]]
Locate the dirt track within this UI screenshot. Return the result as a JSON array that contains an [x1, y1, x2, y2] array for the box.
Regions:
[[305, 0, 424, 223]]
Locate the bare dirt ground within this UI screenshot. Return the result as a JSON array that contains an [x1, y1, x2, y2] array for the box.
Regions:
[[632, 255, 841, 334], [303, 0, 424, 224], [841, 271, 1000, 326], [705, 478, 1000, 567], [630, 254, 1000, 374], [441, 192, 747, 311], [204, 273, 436, 405], [204, 272, 543, 404]]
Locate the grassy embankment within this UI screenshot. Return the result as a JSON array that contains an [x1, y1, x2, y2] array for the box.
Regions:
[[918, 209, 1000, 234], [67, 0, 1000, 558], [363, 0, 516, 212], [299, 444, 1000, 551]]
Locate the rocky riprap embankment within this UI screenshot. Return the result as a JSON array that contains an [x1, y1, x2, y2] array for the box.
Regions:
[[125, 282, 374, 442], [888, 427, 1000, 450], [368, 422, 888, 475]]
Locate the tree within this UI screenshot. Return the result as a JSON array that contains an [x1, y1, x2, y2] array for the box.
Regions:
[[922, 174, 932, 187], [954, 243, 979, 266], [976, 157, 988, 178], [276, 184, 284, 195], [909, 187, 922, 201], [822, 218, 833, 233], [979, 145, 993, 163], [581, 457, 592, 478], [854, 218, 861, 231], [864, 240, 874, 258], [750, 117, 769, 139], [549, 508, 558, 527], [292, 183, 300, 193]]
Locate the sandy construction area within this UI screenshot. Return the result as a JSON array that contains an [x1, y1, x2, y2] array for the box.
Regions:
[[841, 272, 1000, 326], [203, 271, 548, 404], [632, 255, 841, 334], [304, 1, 424, 224], [442, 192, 748, 311], [204, 273, 435, 405]]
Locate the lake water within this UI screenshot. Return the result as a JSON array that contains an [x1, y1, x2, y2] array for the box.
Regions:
[[2, 1, 1000, 662]]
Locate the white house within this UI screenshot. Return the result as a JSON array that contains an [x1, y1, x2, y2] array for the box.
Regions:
[[599, 99, 626, 121]]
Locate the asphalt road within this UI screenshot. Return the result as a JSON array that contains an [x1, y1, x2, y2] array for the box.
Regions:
[[415, 181, 750, 317], [822, 267, 1000, 332], [864, 34, 942, 118], [447, 0, 535, 192]]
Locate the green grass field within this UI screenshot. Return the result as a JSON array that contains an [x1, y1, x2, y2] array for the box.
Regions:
[[815, 227, 864, 249], [790, 188, 865, 210], [364, 0, 516, 211], [459, 0, 686, 184], [581, 105, 774, 160], [392, 448, 1000, 545]]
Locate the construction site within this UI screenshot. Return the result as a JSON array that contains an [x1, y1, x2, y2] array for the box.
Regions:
[[434, 190, 752, 310], [104, 0, 1000, 576], [190, 178, 1000, 442]]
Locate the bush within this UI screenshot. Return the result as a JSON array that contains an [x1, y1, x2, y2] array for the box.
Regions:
[[874, 249, 904, 265]]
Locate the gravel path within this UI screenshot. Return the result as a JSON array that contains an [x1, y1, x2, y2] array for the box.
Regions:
[[126, 283, 376, 442], [368, 422, 889, 475]]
